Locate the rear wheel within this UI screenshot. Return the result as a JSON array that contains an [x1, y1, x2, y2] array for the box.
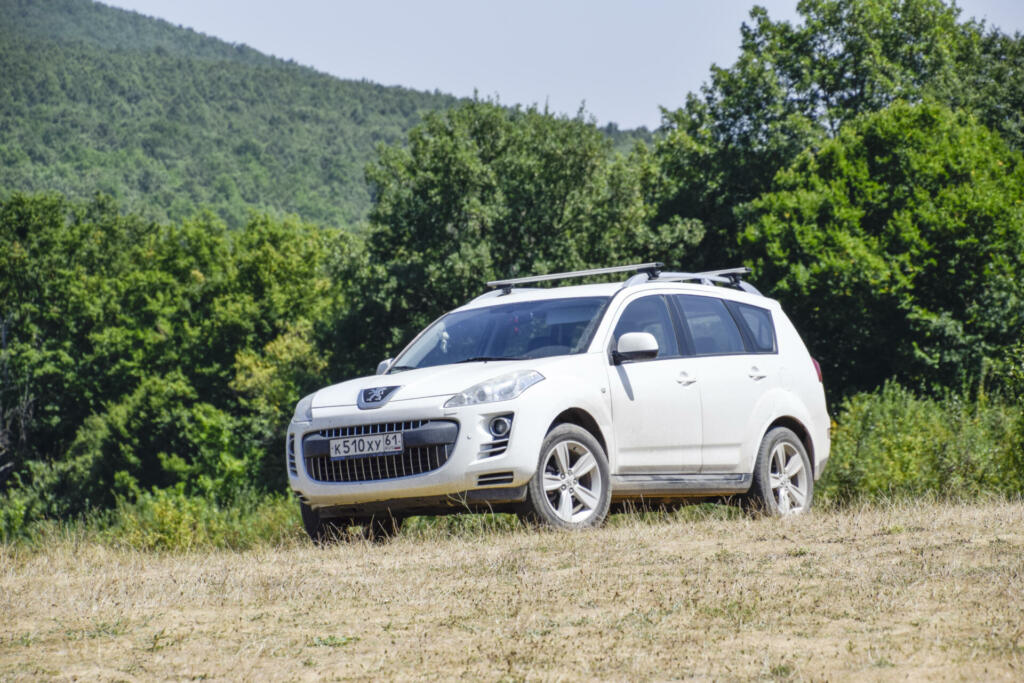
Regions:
[[746, 427, 813, 516], [522, 424, 610, 529]]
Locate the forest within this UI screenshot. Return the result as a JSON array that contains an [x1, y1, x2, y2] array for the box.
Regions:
[[0, 0, 462, 229], [1, 0, 1023, 544], [0, 0, 648, 232]]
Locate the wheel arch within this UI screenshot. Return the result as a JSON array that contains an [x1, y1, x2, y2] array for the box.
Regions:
[[765, 416, 815, 475], [547, 408, 608, 455]]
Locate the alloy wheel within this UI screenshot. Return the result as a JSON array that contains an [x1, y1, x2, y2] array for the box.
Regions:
[[540, 439, 603, 523]]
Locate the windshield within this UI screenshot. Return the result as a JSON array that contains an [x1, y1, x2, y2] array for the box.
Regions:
[[391, 296, 609, 371]]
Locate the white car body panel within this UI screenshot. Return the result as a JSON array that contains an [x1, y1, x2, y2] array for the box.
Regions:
[[605, 356, 703, 473], [689, 353, 780, 472]]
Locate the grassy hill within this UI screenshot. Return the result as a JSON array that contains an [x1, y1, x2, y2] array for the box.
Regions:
[[0, 0, 462, 229]]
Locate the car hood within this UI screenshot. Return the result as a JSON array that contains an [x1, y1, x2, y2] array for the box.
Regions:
[[311, 360, 551, 409]]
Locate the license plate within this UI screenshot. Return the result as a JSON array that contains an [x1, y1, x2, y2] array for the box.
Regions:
[[329, 432, 403, 459]]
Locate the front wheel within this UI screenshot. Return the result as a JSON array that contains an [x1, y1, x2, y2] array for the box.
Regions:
[[746, 427, 814, 516], [300, 501, 334, 543], [522, 424, 611, 529], [300, 502, 403, 543]]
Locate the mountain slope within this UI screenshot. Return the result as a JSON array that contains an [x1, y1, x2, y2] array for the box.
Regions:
[[0, 0, 460, 228], [1, 0, 276, 65]]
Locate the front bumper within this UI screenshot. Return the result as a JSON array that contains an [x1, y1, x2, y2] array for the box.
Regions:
[[286, 395, 545, 512]]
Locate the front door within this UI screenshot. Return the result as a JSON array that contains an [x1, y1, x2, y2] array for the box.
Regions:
[[605, 295, 702, 473]]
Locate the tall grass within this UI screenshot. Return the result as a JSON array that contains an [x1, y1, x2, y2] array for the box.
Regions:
[[3, 489, 305, 552]]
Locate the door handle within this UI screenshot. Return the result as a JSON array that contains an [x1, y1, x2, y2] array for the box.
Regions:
[[748, 366, 767, 381], [677, 372, 697, 386]]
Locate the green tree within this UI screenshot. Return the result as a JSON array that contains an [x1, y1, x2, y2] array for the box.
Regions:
[[0, 0, 464, 229], [342, 100, 700, 372], [739, 102, 1024, 396], [961, 29, 1024, 151], [0, 192, 360, 522], [651, 0, 1017, 269]]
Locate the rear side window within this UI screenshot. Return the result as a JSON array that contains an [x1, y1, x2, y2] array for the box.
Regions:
[[730, 302, 777, 353], [674, 295, 745, 356], [612, 295, 679, 359]]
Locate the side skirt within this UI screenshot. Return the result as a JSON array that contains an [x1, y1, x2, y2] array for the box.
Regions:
[[610, 473, 752, 498]]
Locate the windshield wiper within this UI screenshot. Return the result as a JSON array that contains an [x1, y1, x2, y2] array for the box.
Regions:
[[456, 356, 525, 363]]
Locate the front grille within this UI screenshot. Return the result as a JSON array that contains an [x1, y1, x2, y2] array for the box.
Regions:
[[318, 420, 426, 439], [306, 445, 451, 483], [303, 419, 457, 483]]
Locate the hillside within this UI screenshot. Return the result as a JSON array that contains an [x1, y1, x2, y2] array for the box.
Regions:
[[0, 0, 652, 229], [0, 0, 276, 65], [0, 0, 462, 229]]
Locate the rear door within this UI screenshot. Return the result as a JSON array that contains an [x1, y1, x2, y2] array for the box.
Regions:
[[672, 295, 781, 472]]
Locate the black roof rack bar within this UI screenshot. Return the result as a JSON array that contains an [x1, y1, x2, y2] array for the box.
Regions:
[[487, 262, 664, 294]]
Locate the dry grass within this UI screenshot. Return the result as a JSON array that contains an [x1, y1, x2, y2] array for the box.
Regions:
[[2, 500, 1023, 681]]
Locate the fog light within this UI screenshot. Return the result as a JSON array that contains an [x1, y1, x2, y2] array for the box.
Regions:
[[488, 415, 512, 438]]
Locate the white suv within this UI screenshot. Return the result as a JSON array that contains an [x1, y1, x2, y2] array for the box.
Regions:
[[287, 264, 829, 540]]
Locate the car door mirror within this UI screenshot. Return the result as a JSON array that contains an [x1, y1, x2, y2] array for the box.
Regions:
[[613, 332, 659, 364], [376, 358, 393, 375]]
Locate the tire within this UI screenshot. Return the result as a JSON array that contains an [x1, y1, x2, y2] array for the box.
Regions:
[[301, 502, 404, 543], [361, 514, 405, 542], [746, 427, 814, 516], [522, 424, 611, 529], [300, 501, 333, 543]]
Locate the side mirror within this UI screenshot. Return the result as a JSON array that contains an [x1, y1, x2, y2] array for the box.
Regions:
[[376, 358, 393, 375], [613, 332, 659, 364]]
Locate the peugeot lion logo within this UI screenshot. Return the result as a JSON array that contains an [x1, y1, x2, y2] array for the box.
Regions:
[[366, 387, 388, 401], [357, 385, 400, 409]]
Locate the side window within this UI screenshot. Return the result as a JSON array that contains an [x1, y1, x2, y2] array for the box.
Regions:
[[731, 302, 777, 353], [612, 296, 679, 359], [675, 295, 745, 355]]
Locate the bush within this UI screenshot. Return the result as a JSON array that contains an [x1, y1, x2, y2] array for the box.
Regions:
[[105, 487, 304, 551], [819, 383, 1024, 502], [0, 487, 30, 540], [1, 487, 304, 550]]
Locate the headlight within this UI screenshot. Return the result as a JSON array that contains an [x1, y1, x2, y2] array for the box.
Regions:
[[444, 370, 544, 408], [292, 393, 314, 422]]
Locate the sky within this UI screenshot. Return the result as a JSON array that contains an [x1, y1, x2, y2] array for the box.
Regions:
[[102, 0, 1024, 130]]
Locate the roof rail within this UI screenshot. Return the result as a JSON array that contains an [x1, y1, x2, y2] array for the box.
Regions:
[[484, 263, 762, 297], [487, 262, 664, 294], [652, 267, 762, 295]]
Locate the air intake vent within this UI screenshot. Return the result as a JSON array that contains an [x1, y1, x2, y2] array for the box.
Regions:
[[479, 439, 509, 458], [477, 471, 515, 487], [287, 434, 297, 476]]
